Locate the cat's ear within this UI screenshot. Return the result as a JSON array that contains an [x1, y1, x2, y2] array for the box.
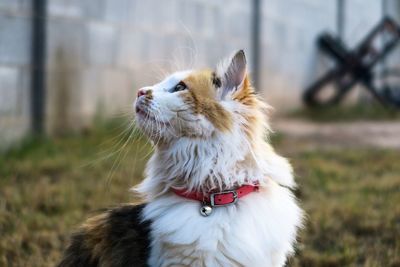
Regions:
[[216, 50, 247, 99]]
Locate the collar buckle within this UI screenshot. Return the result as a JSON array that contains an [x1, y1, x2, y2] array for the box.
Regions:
[[210, 190, 238, 207]]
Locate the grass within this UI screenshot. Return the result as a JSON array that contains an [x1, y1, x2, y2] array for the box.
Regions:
[[290, 104, 400, 122], [0, 121, 152, 266], [0, 122, 399, 267], [288, 149, 400, 267]]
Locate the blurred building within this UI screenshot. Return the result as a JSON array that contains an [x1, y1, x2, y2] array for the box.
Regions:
[[0, 0, 399, 147]]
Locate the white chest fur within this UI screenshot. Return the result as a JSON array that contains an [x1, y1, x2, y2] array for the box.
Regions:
[[142, 181, 303, 267]]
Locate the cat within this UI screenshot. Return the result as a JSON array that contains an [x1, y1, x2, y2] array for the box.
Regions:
[[58, 50, 303, 267]]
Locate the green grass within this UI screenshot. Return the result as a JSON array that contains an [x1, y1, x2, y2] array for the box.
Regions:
[[0, 122, 399, 267], [0, 121, 152, 266], [289, 149, 400, 267], [290, 104, 400, 122]]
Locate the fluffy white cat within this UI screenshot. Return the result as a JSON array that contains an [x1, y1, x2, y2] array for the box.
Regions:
[[135, 50, 304, 267], [58, 50, 303, 267]]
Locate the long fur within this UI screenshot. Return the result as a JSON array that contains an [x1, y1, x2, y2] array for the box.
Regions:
[[135, 51, 303, 266], [58, 50, 303, 267]]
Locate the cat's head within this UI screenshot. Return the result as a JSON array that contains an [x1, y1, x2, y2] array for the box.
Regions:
[[134, 50, 269, 145]]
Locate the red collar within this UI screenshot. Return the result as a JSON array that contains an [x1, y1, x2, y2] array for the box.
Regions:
[[172, 184, 259, 207]]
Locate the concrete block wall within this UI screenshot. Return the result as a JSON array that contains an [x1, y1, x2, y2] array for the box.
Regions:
[[44, 0, 252, 134], [0, 0, 32, 148], [0, 0, 391, 145], [260, 0, 338, 106], [259, 0, 385, 107]]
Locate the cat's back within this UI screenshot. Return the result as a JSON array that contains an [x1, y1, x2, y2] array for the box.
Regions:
[[57, 204, 150, 267]]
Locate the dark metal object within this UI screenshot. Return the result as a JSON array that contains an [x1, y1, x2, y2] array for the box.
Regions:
[[31, 0, 47, 134], [251, 0, 261, 90], [303, 17, 400, 108]]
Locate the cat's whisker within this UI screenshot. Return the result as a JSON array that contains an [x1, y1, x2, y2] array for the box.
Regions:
[[108, 108, 135, 118], [152, 106, 178, 138], [170, 107, 191, 113], [105, 124, 137, 187], [97, 120, 135, 148], [100, 115, 146, 187], [176, 22, 198, 69], [140, 109, 156, 154], [175, 114, 199, 123], [80, 120, 135, 169]]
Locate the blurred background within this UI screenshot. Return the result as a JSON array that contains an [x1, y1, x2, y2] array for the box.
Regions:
[[0, 0, 399, 266]]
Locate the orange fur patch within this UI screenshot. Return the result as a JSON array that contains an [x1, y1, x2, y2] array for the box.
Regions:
[[81, 213, 109, 261], [232, 76, 270, 146], [182, 70, 232, 132], [232, 76, 256, 106]]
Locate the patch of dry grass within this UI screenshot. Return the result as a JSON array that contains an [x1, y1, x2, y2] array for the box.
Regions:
[[0, 121, 151, 266], [0, 122, 399, 266], [288, 149, 400, 267]]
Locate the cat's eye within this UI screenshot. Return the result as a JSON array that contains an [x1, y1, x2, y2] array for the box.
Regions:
[[170, 81, 187, 93]]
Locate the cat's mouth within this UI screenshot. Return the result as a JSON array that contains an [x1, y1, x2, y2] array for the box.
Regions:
[[135, 106, 155, 120], [135, 106, 148, 117], [135, 106, 170, 126]]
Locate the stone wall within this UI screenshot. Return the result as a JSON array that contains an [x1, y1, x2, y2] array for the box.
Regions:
[[0, 0, 395, 146]]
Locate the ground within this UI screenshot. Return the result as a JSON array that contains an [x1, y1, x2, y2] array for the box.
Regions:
[[0, 119, 399, 267], [273, 119, 400, 149]]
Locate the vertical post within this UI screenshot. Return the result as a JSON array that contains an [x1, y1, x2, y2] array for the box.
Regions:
[[337, 0, 345, 39], [380, 0, 388, 86], [251, 0, 261, 90], [381, 0, 387, 16], [31, 0, 47, 134]]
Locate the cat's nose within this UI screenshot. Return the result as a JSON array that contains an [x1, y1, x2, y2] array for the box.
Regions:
[[137, 89, 147, 98]]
